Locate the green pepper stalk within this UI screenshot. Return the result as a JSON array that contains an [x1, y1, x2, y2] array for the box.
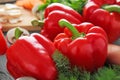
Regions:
[[102, 5, 120, 13], [59, 19, 85, 40], [31, 20, 44, 27], [15, 28, 23, 39]]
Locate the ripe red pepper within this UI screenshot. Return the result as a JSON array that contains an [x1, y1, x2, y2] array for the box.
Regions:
[[40, 3, 83, 41], [6, 33, 57, 80], [0, 26, 7, 55], [83, 0, 120, 43], [54, 19, 108, 72]]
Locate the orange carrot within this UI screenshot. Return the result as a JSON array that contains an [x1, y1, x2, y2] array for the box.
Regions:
[[16, 0, 45, 10], [23, 0, 33, 10], [16, 0, 24, 6]]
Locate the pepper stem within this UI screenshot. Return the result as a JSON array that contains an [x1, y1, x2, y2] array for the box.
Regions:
[[102, 4, 120, 13], [59, 19, 81, 40], [15, 27, 23, 39], [31, 20, 44, 27]]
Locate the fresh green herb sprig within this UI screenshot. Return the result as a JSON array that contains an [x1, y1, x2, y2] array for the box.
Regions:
[[53, 50, 120, 80], [38, 0, 87, 14]]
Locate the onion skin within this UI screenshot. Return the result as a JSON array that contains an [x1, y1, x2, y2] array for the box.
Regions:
[[108, 44, 120, 65]]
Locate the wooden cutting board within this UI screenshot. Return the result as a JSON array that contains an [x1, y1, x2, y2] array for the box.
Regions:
[[1, 5, 41, 32]]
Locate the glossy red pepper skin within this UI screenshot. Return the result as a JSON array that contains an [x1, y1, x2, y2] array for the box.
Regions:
[[41, 3, 83, 41], [31, 33, 55, 56], [54, 21, 108, 72], [83, 0, 120, 43], [0, 26, 7, 55], [44, 3, 83, 21], [6, 33, 57, 80]]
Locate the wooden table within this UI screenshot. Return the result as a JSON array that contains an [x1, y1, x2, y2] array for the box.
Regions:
[[0, 5, 40, 32]]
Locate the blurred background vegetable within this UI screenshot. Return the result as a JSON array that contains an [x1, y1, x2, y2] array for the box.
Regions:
[[15, 0, 45, 10], [37, 0, 87, 13]]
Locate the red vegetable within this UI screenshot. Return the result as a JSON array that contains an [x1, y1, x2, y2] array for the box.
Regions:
[[6, 33, 57, 80], [0, 26, 7, 55], [44, 3, 83, 21], [40, 3, 83, 41], [54, 19, 108, 72], [83, 0, 120, 43]]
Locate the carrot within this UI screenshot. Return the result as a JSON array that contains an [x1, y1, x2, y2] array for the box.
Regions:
[[16, 0, 45, 10], [16, 0, 24, 6], [23, 0, 33, 10], [30, 0, 44, 7]]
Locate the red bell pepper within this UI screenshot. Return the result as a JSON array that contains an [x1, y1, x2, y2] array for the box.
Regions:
[[40, 3, 83, 41], [0, 26, 7, 55], [44, 3, 83, 21], [54, 19, 108, 72], [6, 33, 57, 80], [83, 0, 120, 43]]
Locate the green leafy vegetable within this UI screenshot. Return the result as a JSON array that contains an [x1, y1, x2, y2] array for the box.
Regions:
[[53, 50, 81, 80], [53, 50, 120, 80], [38, 0, 87, 14], [92, 67, 116, 80]]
